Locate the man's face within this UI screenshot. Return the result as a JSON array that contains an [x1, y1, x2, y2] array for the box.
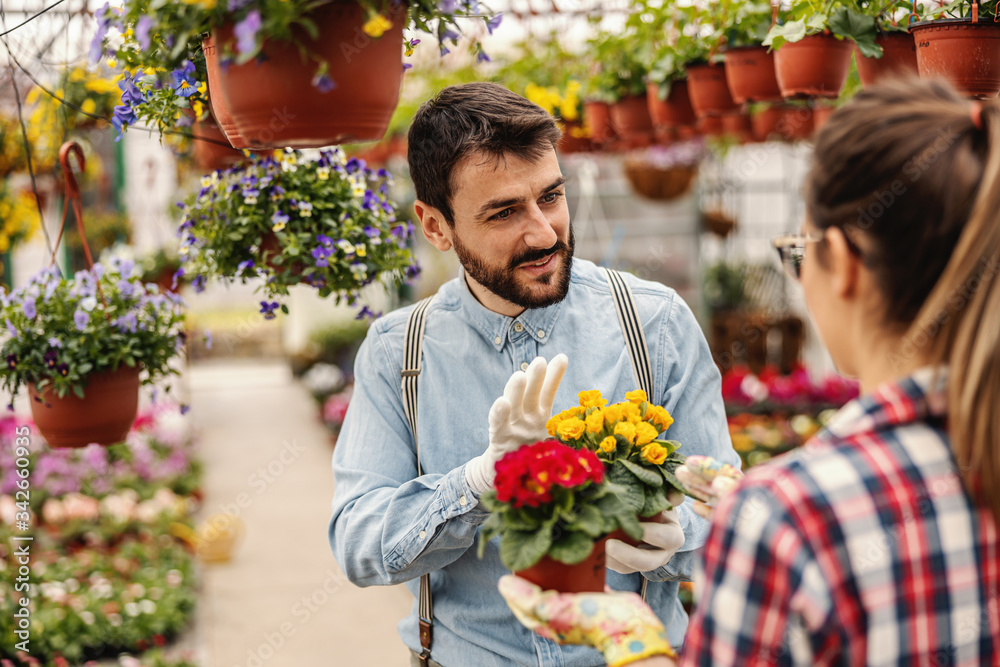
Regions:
[[446, 148, 573, 310]]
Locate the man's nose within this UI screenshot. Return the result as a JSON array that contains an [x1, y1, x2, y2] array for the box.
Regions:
[[521, 203, 558, 249]]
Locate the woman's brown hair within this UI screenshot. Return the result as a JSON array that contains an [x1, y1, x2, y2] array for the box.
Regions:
[[807, 77, 1000, 520]]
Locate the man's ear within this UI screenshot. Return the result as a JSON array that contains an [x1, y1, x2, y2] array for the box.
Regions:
[[825, 227, 860, 300], [414, 200, 453, 252]]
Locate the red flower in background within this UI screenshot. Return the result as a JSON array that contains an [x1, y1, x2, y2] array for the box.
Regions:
[[494, 440, 603, 508]]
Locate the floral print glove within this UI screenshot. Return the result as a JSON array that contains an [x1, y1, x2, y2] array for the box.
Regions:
[[498, 574, 676, 667], [675, 455, 744, 521]]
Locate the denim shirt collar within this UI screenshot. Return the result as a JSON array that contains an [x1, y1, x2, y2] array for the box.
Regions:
[[440, 265, 567, 352]]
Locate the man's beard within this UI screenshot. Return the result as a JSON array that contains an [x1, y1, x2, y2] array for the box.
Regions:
[[453, 226, 575, 310]]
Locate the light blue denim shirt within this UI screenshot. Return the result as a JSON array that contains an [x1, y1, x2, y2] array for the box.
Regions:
[[329, 257, 739, 667]]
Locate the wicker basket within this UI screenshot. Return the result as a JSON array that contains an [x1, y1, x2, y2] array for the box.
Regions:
[[623, 161, 698, 201], [702, 209, 737, 237]]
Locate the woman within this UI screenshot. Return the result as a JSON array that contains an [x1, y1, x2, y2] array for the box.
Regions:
[[502, 77, 1000, 665]]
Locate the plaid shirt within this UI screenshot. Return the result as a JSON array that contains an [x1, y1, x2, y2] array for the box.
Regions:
[[682, 368, 1000, 666]]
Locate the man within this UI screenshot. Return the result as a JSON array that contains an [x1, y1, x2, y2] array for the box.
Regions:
[[328, 82, 739, 667]]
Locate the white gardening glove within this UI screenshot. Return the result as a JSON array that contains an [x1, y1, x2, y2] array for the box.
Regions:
[[606, 490, 686, 575], [465, 354, 569, 495], [675, 455, 744, 522]]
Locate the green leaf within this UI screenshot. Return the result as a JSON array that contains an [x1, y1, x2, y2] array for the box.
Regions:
[[501, 528, 553, 572], [659, 440, 681, 457], [77, 363, 93, 375], [548, 531, 597, 565], [575, 504, 606, 538], [72, 384, 84, 399], [829, 8, 880, 57], [764, 19, 806, 50], [297, 16, 319, 40], [606, 467, 645, 513], [620, 459, 663, 487], [640, 486, 672, 518]]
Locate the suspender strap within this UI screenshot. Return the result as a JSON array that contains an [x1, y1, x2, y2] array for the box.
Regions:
[[401, 296, 435, 666], [603, 268, 655, 602]]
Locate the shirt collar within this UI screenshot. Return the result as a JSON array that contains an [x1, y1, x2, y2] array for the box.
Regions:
[[822, 366, 949, 441], [449, 266, 567, 352]]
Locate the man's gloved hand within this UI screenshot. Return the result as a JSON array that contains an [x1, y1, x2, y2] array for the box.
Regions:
[[674, 455, 743, 521], [498, 574, 677, 667], [465, 354, 569, 495], [605, 491, 685, 575]]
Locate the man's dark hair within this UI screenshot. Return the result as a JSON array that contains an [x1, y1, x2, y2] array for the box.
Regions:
[[407, 82, 562, 225]]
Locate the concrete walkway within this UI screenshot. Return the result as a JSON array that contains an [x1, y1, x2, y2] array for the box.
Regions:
[[188, 360, 412, 667]]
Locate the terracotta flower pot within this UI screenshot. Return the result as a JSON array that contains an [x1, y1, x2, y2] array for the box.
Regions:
[[724, 45, 783, 103], [778, 105, 815, 141], [687, 62, 739, 117], [751, 105, 784, 142], [29, 367, 141, 448], [654, 126, 676, 146], [515, 537, 608, 593], [212, 1, 405, 148], [721, 110, 753, 143], [610, 94, 654, 143], [608, 512, 665, 547], [774, 34, 853, 99], [192, 118, 245, 172], [559, 121, 592, 154], [202, 35, 249, 150], [646, 80, 698, 129], [911, 18, 1000, 99], [696, 114, 726, 137], [675, 124, 699, 140], [812, 104, 837, 134], [855, 32, 919, 87], [584, 101, 617, 150]]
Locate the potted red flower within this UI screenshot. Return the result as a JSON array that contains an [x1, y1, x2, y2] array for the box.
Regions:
[[478, 440, 641, 593]]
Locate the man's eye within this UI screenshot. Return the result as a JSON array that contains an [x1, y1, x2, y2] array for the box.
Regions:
[[542, 192, 563, 204], [494, 208, 513, 220]]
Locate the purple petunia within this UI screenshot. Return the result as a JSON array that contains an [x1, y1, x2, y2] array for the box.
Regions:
[[259, 300, 280, 320], [234, 10, 262, 57]]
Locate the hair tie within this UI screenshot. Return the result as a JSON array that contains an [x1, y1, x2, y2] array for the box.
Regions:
[[971, 101, 984, 130]]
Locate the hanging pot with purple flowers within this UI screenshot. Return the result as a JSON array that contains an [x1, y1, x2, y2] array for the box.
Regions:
[[0, 144, 186, 448]]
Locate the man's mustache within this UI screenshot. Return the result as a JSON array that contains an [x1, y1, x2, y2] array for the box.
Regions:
[[509, 241, 568, 270]]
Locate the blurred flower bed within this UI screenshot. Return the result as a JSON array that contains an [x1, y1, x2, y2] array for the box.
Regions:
[[723, 364, 859, 469], [0, 405, 202, 667]]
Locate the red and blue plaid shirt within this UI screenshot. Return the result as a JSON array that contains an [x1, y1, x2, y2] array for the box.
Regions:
[[682, 368, 1000, 666]]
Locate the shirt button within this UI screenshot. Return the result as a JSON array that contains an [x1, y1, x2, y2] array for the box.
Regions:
[[520, 362, 529, 371], [419, 530, 426, 539], [494, 336, 501, 345], [459, 495, 467, 506], [514, 322, 524, 332], [537, 329, 545, 338]]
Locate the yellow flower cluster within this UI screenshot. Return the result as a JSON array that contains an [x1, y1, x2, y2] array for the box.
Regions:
[[524, 80, 582, 122], [0, 188, 40, 253], [547, 389, 675, 465]]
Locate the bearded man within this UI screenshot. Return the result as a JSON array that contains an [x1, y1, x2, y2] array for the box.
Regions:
[[328, 82, 739, 667]]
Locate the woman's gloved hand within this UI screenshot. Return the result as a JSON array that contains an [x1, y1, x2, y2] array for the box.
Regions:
[[675, 455, 744, 521], [465, 354, 569, 495], [498, 574, 677, 667]]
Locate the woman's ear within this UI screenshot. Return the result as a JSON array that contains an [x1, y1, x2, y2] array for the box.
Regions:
[[414, 201, 452, 252], [825, 227, 861, 300]]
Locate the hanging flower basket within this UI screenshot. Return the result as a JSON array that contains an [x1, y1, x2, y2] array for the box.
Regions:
[[29, 367, 141, 448], [210, 2, 405, 149], [855, 32, 919, 87], [610, 94, 654, 146], [202, 34, 249, 150], [192, 118, 246, 172], [911, 17, 1000, 99], [584, 101, 617, 150], [646, 80, 698, 129], [625, 162, 698, 201], [774, 34, 853, 98], [686, 62, 739, 118], [723, 45, 783, 103]]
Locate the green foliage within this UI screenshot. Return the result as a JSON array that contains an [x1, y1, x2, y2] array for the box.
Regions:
[[764, 1, 880, 57], [585, 32, 651, 103], [479, 481, 639, 571], [0, 261, 186, 402], [704, 261, 749, 311], [721, 0, 776, 48]]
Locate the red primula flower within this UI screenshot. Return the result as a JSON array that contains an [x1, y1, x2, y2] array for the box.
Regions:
[[493, 440, 604, 508]]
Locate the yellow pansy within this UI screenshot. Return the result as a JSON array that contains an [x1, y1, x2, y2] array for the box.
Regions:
[[362, 14, 392, 38], [557, 418, 586, 441], [634, 422, 659, 447], [626, 389, 647, 405], [614, 422, 636, 445], [599, 436, 617, 454], [585, 410, 604, 434], [578, 390, 607, 409], [641, 442, 669, 465], [356, 245, 367, 258]]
